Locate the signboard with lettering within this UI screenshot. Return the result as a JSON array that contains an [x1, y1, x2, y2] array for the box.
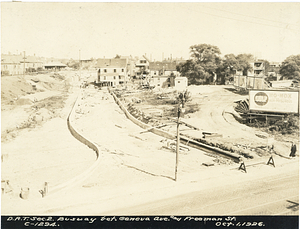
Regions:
[[249, 90, 299, 113]]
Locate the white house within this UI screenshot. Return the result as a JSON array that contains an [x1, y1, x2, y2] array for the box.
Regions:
[[1, 53, 43, 75], [96, 58, 128, 87]]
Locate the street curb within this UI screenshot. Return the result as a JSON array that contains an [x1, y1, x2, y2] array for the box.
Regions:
[[45, 88, 102, 197]]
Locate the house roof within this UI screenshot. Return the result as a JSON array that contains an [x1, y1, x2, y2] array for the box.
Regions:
[[44, 62, 67, 67], [1, 54, 43, 64], [149, 62, 177, 71], [22, 55, 43, 63], [1, 54, 22, 64], [96, 58, 127, 68], [143, 55, 151, 63]]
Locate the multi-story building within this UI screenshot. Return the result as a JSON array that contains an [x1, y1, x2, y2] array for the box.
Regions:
[[120, 55, 136, 78], [149, 62, 180, 77], [145, 61, 186, 89], [253, 60, 265, 77], [96, 58, 128, 87], [1, 54, 23, 75], [135, 55, 150, 78], [1, 53, 44, 75]]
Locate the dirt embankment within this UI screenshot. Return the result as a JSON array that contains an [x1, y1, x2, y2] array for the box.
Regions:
[[1, 73, 71, 142], [1, 71, 98, 202]]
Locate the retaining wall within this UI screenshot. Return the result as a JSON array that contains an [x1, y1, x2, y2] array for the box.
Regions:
[[110, 91, 174, 140]]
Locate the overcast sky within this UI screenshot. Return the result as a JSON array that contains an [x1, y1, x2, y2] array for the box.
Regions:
[[1, 2, 300, 62]]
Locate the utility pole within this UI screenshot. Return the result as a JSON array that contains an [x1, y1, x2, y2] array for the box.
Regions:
[[175, 105, 185, 181], [175, 106, 181, 181], [79, 49, 81, 81], [23, 51, 26, 78]]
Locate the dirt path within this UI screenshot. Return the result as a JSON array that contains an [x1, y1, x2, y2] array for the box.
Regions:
[[182, 86, 265, 141]]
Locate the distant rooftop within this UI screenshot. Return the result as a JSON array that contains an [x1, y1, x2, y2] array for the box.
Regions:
[[96, 58, 127, 68]]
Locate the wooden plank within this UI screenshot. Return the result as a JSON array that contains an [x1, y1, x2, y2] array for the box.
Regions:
[[139, 124, 167, 134], [167, 117, 199, 130], [203, 134, 223, 138], [128, 134, 147, 141]]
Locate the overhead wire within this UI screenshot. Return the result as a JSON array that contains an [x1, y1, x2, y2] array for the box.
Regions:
[[182, 5, 300, 32], [201, 4, 300, 27]]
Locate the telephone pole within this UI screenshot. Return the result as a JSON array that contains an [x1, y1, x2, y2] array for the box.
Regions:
[[23, 51, 26, 78], [175, 105, 185, 181], [79, 49, 81, 80], [175, 106, 181, 181]]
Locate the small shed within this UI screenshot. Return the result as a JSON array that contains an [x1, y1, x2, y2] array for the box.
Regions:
[[44, 62, 67, 71], [175, 77, 188, 90]]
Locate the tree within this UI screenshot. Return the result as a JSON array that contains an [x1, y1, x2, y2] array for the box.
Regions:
[[67, 59, 80, 69], [216, 54, 238, 84], [177, 44, 222, 85], [236, 54, 254, 76], [176, 89, 191, 108], [175, 90, 192, 119], [176, 60, 208, 85], [190, 44, 222, 83], [279, 54, 300, 81]]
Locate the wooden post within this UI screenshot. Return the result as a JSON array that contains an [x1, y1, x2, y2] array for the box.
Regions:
[[175, 107, 180, 181]]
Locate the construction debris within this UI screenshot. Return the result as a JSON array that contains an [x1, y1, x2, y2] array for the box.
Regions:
[[128, 134, 147, 141]]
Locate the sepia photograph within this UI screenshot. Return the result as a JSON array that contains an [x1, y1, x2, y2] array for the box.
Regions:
[[1, 2, 299, 228]]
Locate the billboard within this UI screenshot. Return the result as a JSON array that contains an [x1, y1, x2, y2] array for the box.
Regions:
[[249, 90, 299, 113]]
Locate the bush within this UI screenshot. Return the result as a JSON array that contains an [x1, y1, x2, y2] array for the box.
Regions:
[[271, 114, 299, 134]]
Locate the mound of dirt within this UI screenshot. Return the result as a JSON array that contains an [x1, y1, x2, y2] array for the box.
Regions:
[[14, 98, 33, 106], [1, 76, 34, 105]]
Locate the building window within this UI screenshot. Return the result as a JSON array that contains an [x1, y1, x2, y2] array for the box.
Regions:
[[104, 76, 106, 80], [104, 69, 107, 73], [178, 81, 180, 83], [119, 76, 121, 79], [154, 72, 156, 75], [114, 69, 116, 73], [157, 84, 160, 86], [122, 69, 124, 72], [114, 76, 116, 80]]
